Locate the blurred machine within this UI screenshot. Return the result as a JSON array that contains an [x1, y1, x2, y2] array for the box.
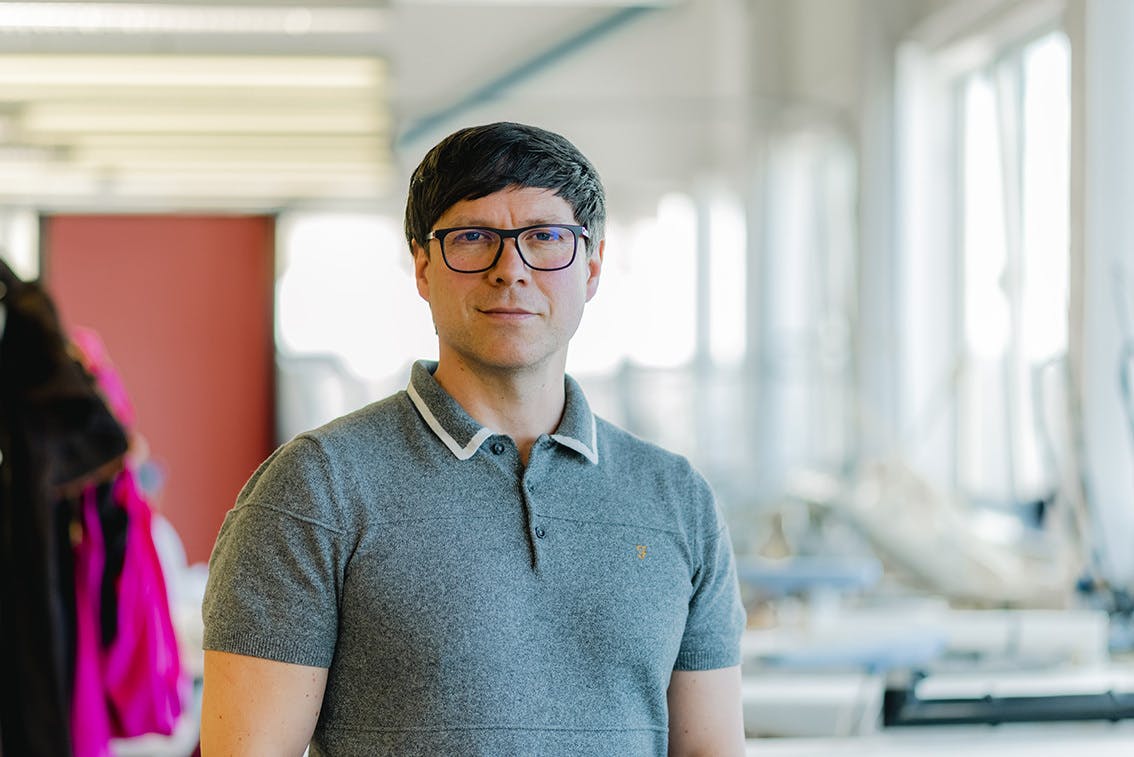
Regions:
[[735, 449, 1134, 751]]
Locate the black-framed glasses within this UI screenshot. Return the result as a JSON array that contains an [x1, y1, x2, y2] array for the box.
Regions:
[[426, 224, 589, 273]]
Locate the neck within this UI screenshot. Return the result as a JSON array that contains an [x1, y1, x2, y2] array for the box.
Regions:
[[431, 353, 566, 466]]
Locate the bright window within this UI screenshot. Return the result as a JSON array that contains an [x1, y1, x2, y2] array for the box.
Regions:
[[956, 30, 1070, 503], [708, 192, 747, 367], [276, 212, 436, 382]]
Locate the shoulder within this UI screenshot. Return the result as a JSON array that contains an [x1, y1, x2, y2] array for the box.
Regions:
[[302, 391, 414, 455], [595, 416, 703, 484], [592, 417, 722, 536], [255, 392, 412, 481], [234, 392, 415, 525]]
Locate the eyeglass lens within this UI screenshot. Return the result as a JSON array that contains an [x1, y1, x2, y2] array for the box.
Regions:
[[442, 226, 577, 272]]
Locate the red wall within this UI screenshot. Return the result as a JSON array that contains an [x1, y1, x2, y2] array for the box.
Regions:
[[45, 215, 275, 564]]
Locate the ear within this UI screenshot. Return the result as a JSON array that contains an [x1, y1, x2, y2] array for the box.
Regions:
[[412, 241, 431, 303], [584, 238, 604, 302]]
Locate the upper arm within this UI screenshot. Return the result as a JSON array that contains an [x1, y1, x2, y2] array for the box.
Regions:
[[200, 649, 328, 756], [666, 666, 745, 757]]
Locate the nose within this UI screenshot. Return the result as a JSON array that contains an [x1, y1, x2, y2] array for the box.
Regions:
[[490, 237, 529, 284]]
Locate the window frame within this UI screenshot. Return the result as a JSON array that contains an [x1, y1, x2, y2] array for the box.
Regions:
[[895, 0, 1072, 497]]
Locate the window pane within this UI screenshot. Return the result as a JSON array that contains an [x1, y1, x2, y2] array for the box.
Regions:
[[276, 212, 436, 380], [1021, 31, 1070, 362], [709, 192, 747, 366], [626, 193, 697, 368], [962, 72, 1010, 360], [956, 31, 1071, 503], [569, 220, 629, 376]]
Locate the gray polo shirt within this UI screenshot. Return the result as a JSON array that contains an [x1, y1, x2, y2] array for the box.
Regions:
[[203, 360, 745, 756]]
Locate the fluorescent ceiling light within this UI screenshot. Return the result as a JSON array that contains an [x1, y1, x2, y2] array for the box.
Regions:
[[0, 165, 390, 198], [25, 106, 388, 134], [0, 55, 384, 88], [0, 51, 391, 204], [48, 134, 385, 150], [0, 3, 385, 35], [72, 145, 385, 165], [0, 161, 386, 178]]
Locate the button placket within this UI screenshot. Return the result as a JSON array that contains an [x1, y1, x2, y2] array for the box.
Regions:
[[521, 470, 546, 569]]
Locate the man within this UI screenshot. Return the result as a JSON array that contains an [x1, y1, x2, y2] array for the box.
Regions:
[[201, 122, 746, 756]]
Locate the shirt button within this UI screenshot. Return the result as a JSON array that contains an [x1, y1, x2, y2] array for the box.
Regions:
[[533, 525, 546, 539], [526, 481, 535, 493], [491, 442, 505, 455]]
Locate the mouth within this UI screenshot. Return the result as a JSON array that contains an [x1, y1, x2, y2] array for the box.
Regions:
[[479, 307, 537, 316]]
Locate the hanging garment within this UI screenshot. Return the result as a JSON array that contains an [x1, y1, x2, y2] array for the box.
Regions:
[[103, 467, 183, 738], [71, 327, 134, 650], [67, 327, 184, 753], [71, 471, 183, 757], [0, 260, 128, 757], [72, 484, 113, 757]]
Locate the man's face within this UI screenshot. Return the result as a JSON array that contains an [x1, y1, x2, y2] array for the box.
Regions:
[[413, 185, 603, 376]]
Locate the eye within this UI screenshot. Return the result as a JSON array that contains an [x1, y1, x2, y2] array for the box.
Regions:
[[455, 230, 487, 243], [526, 227, 566, 243]]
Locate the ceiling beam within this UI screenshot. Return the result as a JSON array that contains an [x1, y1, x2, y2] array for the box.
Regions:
[[395, 5, 659, 149]]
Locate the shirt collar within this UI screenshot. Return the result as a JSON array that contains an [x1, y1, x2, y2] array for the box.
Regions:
[[552, 373, 599, 464], [406, 360, 599, 465]]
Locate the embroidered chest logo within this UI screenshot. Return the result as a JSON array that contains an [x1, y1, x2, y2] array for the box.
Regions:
[[636, 544, 648, 560]]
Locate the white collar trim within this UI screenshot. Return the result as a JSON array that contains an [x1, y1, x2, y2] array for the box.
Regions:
[[406, 380, 493, 461], [551, 414, 599, 465]]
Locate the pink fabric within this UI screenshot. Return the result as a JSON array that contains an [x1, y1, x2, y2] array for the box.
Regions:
[[71, 326, 136, 430], [72, 487, 114, 757], [71, 470, 185, 754], [69, 327, 183, 752], [103, 468, 183, 737]]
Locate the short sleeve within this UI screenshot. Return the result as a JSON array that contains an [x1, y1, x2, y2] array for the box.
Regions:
[[201, 436, 346, 668], [673, 475, 746, 671]]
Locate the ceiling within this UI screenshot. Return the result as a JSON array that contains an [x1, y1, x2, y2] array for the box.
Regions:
[[0, 0, 711, 212], [0, 2, 388, 209], [0, 53, 389, 206]]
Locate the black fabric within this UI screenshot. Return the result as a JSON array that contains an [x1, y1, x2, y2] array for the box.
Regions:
[[0, 259, 128, 757], [95, 479, 128, 647]]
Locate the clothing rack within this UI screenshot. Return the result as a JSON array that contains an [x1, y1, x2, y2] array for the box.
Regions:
[[0, 260, 183, 757]]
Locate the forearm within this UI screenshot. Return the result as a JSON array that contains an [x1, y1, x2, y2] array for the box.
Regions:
[[200, 650, 327, 756], [667, 666, 746, 757]]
